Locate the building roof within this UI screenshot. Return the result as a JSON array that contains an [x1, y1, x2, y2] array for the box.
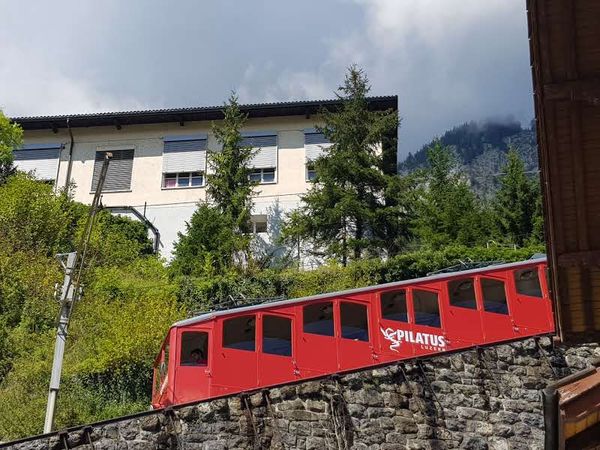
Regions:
[[11, 96, 398, 131], [173, 257, 546, 329]]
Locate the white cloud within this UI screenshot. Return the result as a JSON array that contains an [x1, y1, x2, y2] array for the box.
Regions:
[[0, 43, 145, 117]]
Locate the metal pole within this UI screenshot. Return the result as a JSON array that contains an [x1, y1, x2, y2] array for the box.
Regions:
[[44, 252, 77, 434], [43, 152, 112, 434]]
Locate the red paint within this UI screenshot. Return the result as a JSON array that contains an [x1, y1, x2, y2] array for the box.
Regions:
[[152, 258, 555, 409]]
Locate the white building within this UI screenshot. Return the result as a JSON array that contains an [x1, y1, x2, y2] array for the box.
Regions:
[[13, 97, 398, 259]]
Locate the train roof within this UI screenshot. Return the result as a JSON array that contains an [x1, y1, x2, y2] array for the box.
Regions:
[[173, 256, 547, 328]]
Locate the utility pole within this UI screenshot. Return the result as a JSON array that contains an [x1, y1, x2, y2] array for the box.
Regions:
[[43, 152, 112, 434]]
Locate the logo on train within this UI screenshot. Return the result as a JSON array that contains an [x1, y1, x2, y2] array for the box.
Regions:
[[380, 327, 446, 353]]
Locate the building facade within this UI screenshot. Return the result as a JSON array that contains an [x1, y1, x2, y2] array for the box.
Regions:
[[12, 97, 398, 260]]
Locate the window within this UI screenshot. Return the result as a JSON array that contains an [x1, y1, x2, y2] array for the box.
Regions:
[[481, 278, 508, 314], [223, 316, 256, 351], [448, 278, 477, 310], [413, 289, 441, 327], [13, 144, 61, 181], [92, 149, 134, 192], [340, 302, 369, 342], [514, 269, 543, 298], [306, 163, 317, 182], [180, 331, 208, 366], [250, 167, 276, 184], [380, 290, 408, 322], [163, 171, 204, 188], [263, 315, 292, 356], [303, 302, 334, 337], [249, 215, 268, 234], [154, 342, 170, 395]]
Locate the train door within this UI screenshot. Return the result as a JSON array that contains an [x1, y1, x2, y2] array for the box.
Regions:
[[509, 265, 554, 333], [477, 274, 516, 343], [172, 328, 211, 404], [377, 288, 415, 361], [152, 330, 174, 408], [337, 296, 374, 371], [443, 277, 484, 348], [408, 287, 449, 357], [258, 312, 298, 386], [212, 314, 258, 395], [297, 301, 338, 376]]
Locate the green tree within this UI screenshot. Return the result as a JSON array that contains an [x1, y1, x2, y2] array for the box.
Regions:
[[413, 142, 491, 248], [0, 110, 23, 185], [283, 66, 399, 265], [493, 148, 540, 246], [171, 94, 257, 276]]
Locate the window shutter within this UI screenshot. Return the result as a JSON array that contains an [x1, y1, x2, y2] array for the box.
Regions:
[[163, 136, 207, 173], [92, 149, 134, 192], [242, 134, 278, 169], [304, 132, 332, 161], [13, 143, 61, 180]]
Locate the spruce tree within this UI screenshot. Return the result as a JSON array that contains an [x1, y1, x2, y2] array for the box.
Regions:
[[413, 142, 490, 248], [171, 94, 257, 276], [493, 148, 539, 246], [283, 66, 399, 265]]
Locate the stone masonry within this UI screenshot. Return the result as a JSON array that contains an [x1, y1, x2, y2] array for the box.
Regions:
[[4, 338, 599, 450]]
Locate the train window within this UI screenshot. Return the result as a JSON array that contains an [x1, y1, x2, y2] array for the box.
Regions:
[[340, 302, 369, 342], [380, 290, 408, 322], [448, 278, 477, 310], [514, 269, 543, 298], [263, 315, 292, 356], [481, 278, 508, 314], [413, 289, 441, 327], [180, 331, 208, 366], [223, 315, 256, 351], [303, 302, 334, 337]]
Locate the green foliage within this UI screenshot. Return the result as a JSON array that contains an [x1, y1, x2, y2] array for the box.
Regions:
[[0, 110, 23, 185], [283, 66, 401, 264], [412, 142, 492, 249], [171, 94, 256, 278], [493, 148, 541, 246]]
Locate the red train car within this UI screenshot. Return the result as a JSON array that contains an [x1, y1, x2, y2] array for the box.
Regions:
[[152, 257, 555, 408]]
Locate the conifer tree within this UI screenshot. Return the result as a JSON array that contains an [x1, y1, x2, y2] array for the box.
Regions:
[[493, 148, 540, 246], [283, 66, 399, 265], [172, 94, 257, 276], [413, 142, 490, 248]]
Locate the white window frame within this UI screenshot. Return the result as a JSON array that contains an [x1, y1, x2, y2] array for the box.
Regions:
[[250, 215, 268, 234], [306, 163, 317, 182], [162, 171, 205, 189], [249, 167, 276, 184]]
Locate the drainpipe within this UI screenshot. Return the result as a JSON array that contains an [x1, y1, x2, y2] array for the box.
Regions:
[[64, 118, 74, 193]]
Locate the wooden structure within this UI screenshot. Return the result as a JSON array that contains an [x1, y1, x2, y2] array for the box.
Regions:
[[528, 0, 600, 343]]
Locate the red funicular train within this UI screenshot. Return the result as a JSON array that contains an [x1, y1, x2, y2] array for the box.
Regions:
[[152, 257, 555, 408]]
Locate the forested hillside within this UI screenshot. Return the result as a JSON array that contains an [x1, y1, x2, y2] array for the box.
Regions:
[[401, 120, 538, 199]]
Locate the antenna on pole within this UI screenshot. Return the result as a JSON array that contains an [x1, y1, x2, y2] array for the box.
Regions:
[[43, 152, 112, 434]]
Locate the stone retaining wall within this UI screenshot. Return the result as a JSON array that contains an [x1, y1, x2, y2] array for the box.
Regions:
[[5, 338, 599, 450]]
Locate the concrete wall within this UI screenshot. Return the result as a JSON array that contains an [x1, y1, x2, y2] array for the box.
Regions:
[[22, 115, 321, 258], [5, 338, 599, 450]]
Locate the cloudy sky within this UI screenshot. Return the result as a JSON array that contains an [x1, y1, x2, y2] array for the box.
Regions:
[[0, 1, 534, 158]]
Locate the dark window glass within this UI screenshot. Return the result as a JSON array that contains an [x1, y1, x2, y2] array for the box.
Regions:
[[448, 278, 477, 310], [481, 278, 508, 314], [413, 289, 441, 327], [263, 168, 275, 182], [263, 315, 292, 356], [191, 172, 204, 186], [223, 315, 256, 351], [255, 221, 267, 233], [249, 171, 262, 182], [340, 302, 369, 341], [177, 172, 190, 187], [514, 269, 543, 298], [380, 290, 408, 322], [180, 331, 208, 366], [303, 302, 334, 337]]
